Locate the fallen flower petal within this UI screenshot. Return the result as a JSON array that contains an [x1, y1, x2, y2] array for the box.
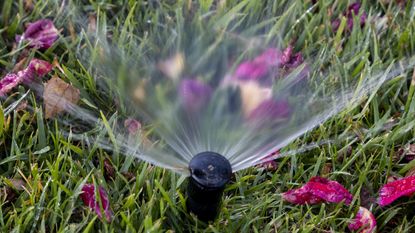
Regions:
[[333, 2, 367, 32], [0, 74, 22, 96], [179, 78, 212, 112], [27, 59, 53, 77], [80, 184, 112, 222], [16, 19, 59, 49], [233, 48, 281, 81], [348, 207, 376, 233], [232, 47, 305, 82], [306, 176, 353, 204], [282, 186, 324, 205], [124, 118, 142, 135], [258, 150, 280, 170], [378, 175, 415, 206], [0, 59, 52, 96], [233, 61, 270, 81], [18, 59, 53, 83], [248, 99, 291, 122], [282, 176, 353, 205]]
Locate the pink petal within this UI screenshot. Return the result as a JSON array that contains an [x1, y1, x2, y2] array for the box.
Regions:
[[179, 78, 212, 112], [17, 59, 53, 83], [348, 207, 376, 233], [16, 19, 59, 49], [0, 74, 22, 96], [259, 150, 280, 170], [282, 176, 353, 205], [282, 186, 324, 205], [80, 184, 112, 222], [248, 99, 291, 122], [124, 118, 141, 135], [233, 61, 269, 81], [307, 176, 353, 204], [333, 2, 367, 32], [254, 48, 282, 66], [233, 48, 282, 81], [28, 59, 53, 77], [0, 59, 52, 96], [378, 175, 415, 206]]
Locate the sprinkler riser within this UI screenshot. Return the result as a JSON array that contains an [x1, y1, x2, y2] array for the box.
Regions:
[[186, 152, 232, 222]]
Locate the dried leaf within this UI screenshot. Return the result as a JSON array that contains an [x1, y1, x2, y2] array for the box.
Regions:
[[121, 172, 136, 181], [103, 158, 116, 181], [43, 76, 80, 119]]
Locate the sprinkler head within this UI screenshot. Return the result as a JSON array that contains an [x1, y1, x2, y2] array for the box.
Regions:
[[187, 151, 232, 222]]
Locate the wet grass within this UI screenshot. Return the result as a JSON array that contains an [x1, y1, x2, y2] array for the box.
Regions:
[[1, 0, 415, 232]]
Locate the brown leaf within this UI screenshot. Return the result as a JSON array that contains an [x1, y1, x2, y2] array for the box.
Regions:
[[12, 57, 28, 72], [121, 172, 135, 181], [104, 158, 116, 181], [321, 163, 332, 177], [43, 76, 80, 119], [405, 166, 415, 177]]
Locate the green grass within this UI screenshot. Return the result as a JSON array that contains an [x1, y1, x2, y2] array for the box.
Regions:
[[1, 0, 415, 232]]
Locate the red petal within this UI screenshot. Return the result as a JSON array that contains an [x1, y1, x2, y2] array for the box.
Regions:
[[80, 184, 112, 222], [282, 186, 324, 205], [282, 176, 353, 205], [378, 175, 415, 206], [348, 207, 376, 233], [307, 176, 353, 204]]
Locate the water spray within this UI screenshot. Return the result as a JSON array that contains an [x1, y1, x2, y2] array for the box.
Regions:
[[35, 1, 415, 223]]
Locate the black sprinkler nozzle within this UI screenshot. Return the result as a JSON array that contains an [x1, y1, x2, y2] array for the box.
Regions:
[[187, 151, 232, 222]]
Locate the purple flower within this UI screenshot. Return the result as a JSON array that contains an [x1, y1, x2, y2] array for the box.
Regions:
[[333, 2, 367, 32], [80, 184, 112, 222], [16, 19, 59, 49], [0, 74, 21, 96], [248, 99, 291, 122], [179, 79, 212, 112], [124, 118, 141, 135]]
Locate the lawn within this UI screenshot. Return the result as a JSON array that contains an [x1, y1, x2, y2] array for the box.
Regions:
[[1, 0, 415, 232]]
